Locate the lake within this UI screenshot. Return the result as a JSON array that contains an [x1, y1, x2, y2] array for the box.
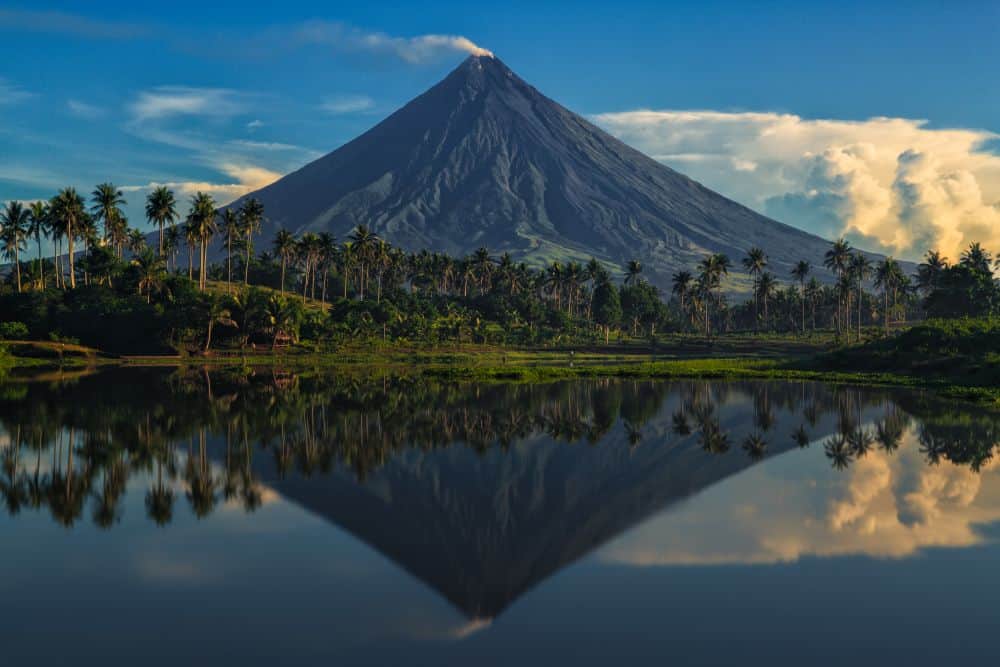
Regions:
[[2, 368, 999, 665]]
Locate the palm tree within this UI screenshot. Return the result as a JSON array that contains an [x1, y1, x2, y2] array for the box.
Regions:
[[849, 252, 871, 341], [1, 201, 29, 292], [164, 224, 182, 272], [239, 198, 264, 285], [742, 247, 768, 328], [756, 271, 777, 330], [186, 192, 217, 290], [624, 259, 643, 285], [28, 201, 49, 289], [272, 228, 296, 295], [916, 249, 948, 296], [671, 270, 693, 324], [131, 248, 166, 303], [220, 209, 241, 290], [90, 182, 125, 244], [824, 238, 852, 335], [349, 225, 378, 299], [874, 257, 903, 334], [203, 295, 237, 352], [790, 260, 810, 334], [697, 253, 730, 337], [145, 186, 177, 257], [804, 277, 821, 331], [50, 188, 88, 289], [127, 228, 147, 254], [960, 241, 993, 274]]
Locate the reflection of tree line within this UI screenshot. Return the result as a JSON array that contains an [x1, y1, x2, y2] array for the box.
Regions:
[[1, 370, 998, 528]]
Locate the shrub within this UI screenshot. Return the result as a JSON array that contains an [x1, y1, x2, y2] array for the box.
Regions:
[[0, 321, 29, 340]]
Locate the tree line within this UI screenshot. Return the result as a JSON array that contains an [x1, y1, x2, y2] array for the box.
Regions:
[[2, 183, 999, 351]]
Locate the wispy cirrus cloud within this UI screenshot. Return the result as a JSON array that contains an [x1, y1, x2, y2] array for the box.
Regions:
[[320, 94, 375, 114], [593, 109, 1000, 260], [0, 77, 33, 106], [66, 99, 104, 119], [129, 86, 251, 122], [0, 9, 490, 66], [0, 8, 147, 39]]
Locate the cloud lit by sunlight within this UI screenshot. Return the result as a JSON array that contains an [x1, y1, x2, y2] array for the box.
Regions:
[[593, 110, 1000, 260]]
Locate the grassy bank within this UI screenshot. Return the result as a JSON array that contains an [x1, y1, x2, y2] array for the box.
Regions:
[[3, 322, 998, 407]]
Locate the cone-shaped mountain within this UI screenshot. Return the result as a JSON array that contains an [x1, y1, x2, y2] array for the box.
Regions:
[[239, 55, 845, 287]]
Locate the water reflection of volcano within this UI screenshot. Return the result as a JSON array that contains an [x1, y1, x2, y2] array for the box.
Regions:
[[266, 399, 844, 619]]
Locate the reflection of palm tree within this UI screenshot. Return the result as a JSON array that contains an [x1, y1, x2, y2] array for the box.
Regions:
[[824, 435, 854, 471], [699, 420, 730, 455], [742, 433, 768, 462], [848, 427, 874, 459], [671, 410, 691, 436], [146, 460, 175, 527], [792, 425, 810, 448], [623, 421, 643, 449]]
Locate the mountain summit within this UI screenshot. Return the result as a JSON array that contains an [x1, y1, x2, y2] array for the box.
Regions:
[[240, 55, 839, 287]]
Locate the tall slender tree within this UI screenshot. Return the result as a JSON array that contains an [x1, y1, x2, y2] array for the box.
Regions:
[[1, 201, 30, 292], [272, 228, 296, 295], [791, 260, 810, 334], [239, 198, 264, 285], [145, 186, 178, 257], [50, 188, 88, 289]]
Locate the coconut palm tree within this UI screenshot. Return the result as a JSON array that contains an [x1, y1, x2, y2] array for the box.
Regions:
[[239, 198, 264, 285], [203, 294, 237, 351], [145, 186, 177, 257], [127, 228, 147, 254], [849, 252, 872, 340], [164, 224, 181, 272], [742, 246, 767, 328], [874, 257, 903, 334], [131, 248, 166, 303], [960, 241, 993, 274], [272, 228, 296, 295], [50, 187, 88, 289], [804, 277, 821, 331], [90, 182, 125, 243], [186, 192, 217, 290], [697, 253, 730, 337], [790, 260, 810, 334], [916, 249, 948, 296], [824, 238, 852, 335], [624, 259, 643, 285], [349, 225, 379, 298], [756, 271, 777, 330], [1, 201, 29, 292], [671, 270, 693, 324], [220, 209, 241, 290], [27, 201, 49, 289]]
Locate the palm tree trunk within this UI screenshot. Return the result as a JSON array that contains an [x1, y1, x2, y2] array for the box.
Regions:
[[67, 223, 75, 288], [36, 233, 43, 288], [280, 257, 286, 295], [244, 233, 251, 285], [13, 247, 21, 292], [227, 237, 232, 290]]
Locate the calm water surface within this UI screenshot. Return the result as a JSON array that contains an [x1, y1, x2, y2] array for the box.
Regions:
[[2, 369, 999, 665]]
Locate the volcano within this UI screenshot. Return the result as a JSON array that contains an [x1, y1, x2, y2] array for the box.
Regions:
[[236, 55, 844, 288]]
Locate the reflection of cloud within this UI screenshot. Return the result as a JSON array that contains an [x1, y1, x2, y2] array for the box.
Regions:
[[593, 110, 1000, 260], [601, 428, 1000, 566]]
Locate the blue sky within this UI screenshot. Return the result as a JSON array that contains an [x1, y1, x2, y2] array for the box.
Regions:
[[2, 1, 999, 259]]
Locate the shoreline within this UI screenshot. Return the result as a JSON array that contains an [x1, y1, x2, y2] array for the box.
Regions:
[[3, 342, 997, 407]]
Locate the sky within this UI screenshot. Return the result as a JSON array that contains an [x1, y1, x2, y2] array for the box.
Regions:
[[2, 0, 999, 261]]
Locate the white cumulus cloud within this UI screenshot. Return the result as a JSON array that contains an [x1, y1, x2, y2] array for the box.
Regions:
[[592, 110, 1000, 260]]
